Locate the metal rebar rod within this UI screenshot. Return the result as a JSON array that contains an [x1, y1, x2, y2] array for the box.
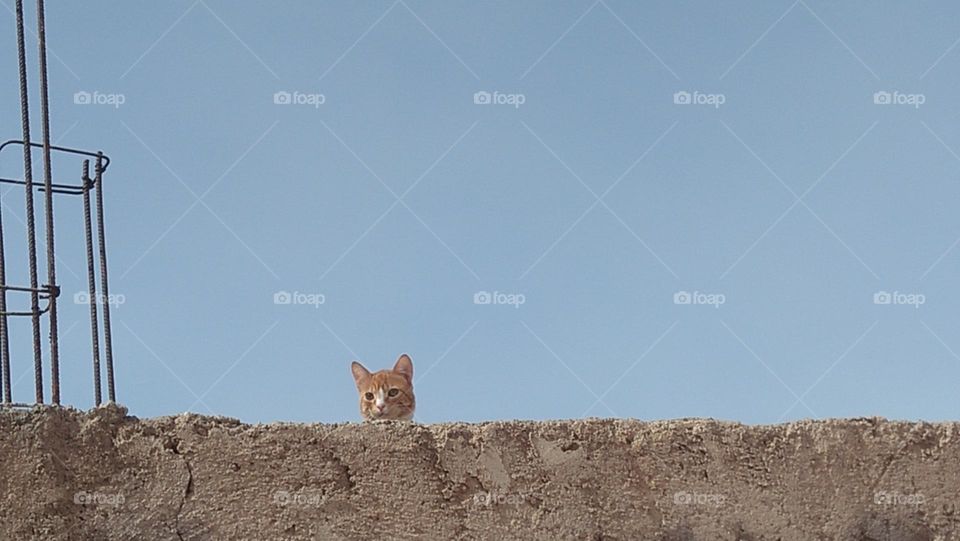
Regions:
[[35, 0, 60, 405], [14, 0, 44, 404], [81, 161, 102, 406], [94, 154, 115, 402], [0, 200, 9, 404]]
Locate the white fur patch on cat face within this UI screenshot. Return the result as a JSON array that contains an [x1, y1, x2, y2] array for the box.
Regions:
[[375, 389, 386, 412]]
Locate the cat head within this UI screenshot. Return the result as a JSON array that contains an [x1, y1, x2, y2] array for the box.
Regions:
[[350, 354, 415, 421]]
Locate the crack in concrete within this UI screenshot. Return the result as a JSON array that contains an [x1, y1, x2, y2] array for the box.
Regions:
[[172, 448, 194, 541], [870, 453, 897, 496]]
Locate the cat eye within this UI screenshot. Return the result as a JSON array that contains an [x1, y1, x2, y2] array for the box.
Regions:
[[388, 388, 399, 397], [364, 392, 374, 401]]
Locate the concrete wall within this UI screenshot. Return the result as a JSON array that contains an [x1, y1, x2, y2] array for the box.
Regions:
[[0, 406, 957, 540]]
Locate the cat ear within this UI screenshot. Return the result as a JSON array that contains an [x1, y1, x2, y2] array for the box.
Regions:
[[393, 354, 413, 382], [351, 361, 370, 387]]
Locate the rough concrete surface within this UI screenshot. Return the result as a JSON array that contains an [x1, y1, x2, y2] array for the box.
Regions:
[[0, 406, 957, 540]]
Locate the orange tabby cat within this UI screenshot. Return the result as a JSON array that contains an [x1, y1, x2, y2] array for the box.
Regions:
[[350, 354, 415, 421]]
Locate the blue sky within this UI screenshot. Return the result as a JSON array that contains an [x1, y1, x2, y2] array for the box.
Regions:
[[1, 1, 959, 424]]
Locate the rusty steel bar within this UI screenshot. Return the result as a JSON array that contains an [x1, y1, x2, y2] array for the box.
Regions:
[[0, 140, 112, 168], [95, 153, 116, 403], [81, 161, 102, 405], [14, 0, 44, 404], [0, 199, 9, 404], [35, 0, 61, 405]]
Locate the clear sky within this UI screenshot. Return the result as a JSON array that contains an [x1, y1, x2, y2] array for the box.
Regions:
[[1, 1, 959, 424]]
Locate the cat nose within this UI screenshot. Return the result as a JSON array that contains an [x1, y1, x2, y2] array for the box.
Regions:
[[376, 404, 385, 412]]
